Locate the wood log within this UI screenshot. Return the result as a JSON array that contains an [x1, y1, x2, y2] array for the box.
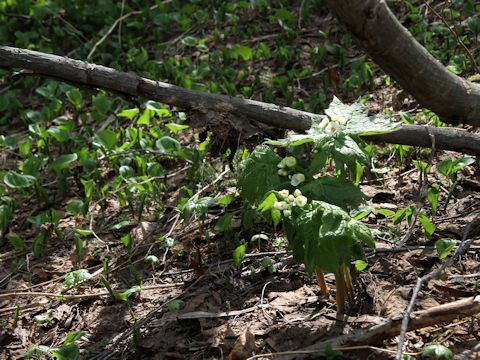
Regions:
[[1, 46, 480, 155]]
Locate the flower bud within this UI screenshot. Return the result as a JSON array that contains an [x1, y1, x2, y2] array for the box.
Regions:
[[287, 194, 295, 203], [293, 189, 302, 197], [291, 173, 306, 186], [283, 209, 292, 218], [278, 169, 288, 176], [284, 156, 297, 168], [274, 201, 287, 210]]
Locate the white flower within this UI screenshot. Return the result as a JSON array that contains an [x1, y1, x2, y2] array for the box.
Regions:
[[284, 156, 297, 168], [291, 173, 306, 186], [325, 121, 342, 136], [294, 195, 308, 207], [329, 113, 347, 125], [283, 209, 292, 218], [318, 117, 330, 129], [278, 169, 288, 176], [293, 189, 302, 197], [278, 189, 289, 199], [274, 201, 287, 210], [287, 194, 295, 203]]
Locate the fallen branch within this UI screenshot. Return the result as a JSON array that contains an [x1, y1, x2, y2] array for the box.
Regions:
[[277, 295, 480, 360], [1, 46, 480, 154], [395, 215, 480, 359]]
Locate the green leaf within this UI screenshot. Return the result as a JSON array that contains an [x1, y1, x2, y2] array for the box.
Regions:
[[354, 260, 368, 271], [6, 233, 25, 251], [35, 312, 52, 324], [238, 145, 286, 204], [67, 200, 85, 215], [166, 123, 189, 133], [116, 285, 141, 302], [19, 138, 32, 156], [258, 192, 282, 226], [215, 213, 234, 232], [258, 192, 277, 213], [63, 331, 85, 345], [437, 156, 475, 179], [25, 345, 52, 358], [117, 108, 139, 120], [146, 101, 171, 117], [50, 153, 77, 173], [181, 36, 197, 46], [418, 213, 435, 237], [288, 201, 374, 274], [251, 234, 268, 242], [64, 269, 92, 287], [435, 239, 455, 261], [331, 134, 368, 168], [166, 299, 184, 311], [300, 176, 364, 210], [137, 109, 153, 126], [376, 208, 395, 217], [4, 171, 36, 189], [427, 186, 440, 216], [232, 45, 253, 61], [156, 136, 182, 153], [51, 344, 80, 360], [233, 243, 247, 268], [421, 344, 453, 359], [121, 234, 133, 252], [74, 228, 93, 236], [217, 194, 235, 207], [351, 205, 371, 220], [94, 129, 117, 150], [145, 255, 160, 265], [181, 196, 217, 220], [92, 95, 112, 114], [47, 126, 70, 142], [393, 205, 415, 225], [327, 96, 399, 136], [66, 89, 83, 109]]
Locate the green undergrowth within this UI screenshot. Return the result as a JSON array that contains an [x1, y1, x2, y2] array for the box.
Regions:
[[0, 0, 479, 356]]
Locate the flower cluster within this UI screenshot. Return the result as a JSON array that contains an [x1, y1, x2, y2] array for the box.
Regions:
[[277, 156, 297, 177], [277, 156, 307, 187], [318, 113, 346, 136], [274, 189, 308, 218]]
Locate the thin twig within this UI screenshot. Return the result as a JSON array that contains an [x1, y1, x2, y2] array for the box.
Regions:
[[0, 282, 183, 300], [395, 214, 480, 359], [297, 0, 306, 29], [90, 275, 204, 360], [246, 345, 421, 360], [87, 4, 159, 60]]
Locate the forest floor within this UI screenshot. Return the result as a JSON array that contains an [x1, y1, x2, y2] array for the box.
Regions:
[[1, 1, 480, 359]]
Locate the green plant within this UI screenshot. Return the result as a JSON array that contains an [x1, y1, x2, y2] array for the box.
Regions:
[[26, 331, 85, 360], [238, 97, 396, 312], [436, 156, 475, 210]]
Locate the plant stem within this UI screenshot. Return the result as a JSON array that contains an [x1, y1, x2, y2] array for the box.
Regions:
[[315, 267, 328, 295], [443, 180, 457, 212], [335, 269, 346, 314], [343, 264, 354, 305]]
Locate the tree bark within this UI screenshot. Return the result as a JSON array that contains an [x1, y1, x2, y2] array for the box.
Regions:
[[1, 46, 480, 155], [326, 0, 480, 127]]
